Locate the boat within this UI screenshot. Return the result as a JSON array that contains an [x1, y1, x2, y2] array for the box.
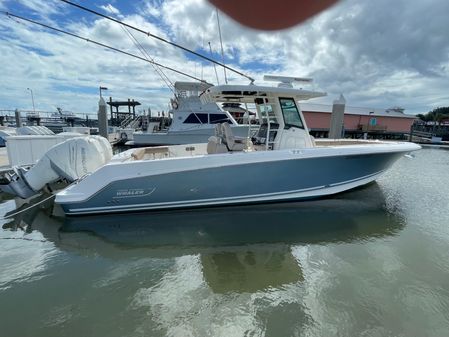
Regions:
[[132, 81, 250, 146], [52, 77, 419, 215], [0, 76, 420, 215], [24, 108, 85, 133]]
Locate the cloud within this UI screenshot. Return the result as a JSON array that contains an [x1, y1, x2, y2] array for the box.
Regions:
[[0, 0, 448, 116], [99, 4, 120, 16], [142, 0, 162, 17], [14, 0, 64, 17]]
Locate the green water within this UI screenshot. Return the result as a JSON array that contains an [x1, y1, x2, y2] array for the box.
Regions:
[[1, 148, 449, 337]]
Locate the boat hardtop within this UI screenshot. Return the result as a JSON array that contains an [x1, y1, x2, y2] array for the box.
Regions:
[[201, 83, 327, 103]]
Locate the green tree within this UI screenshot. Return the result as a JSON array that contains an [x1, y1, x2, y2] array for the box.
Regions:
[[417, 107, 449, 122]]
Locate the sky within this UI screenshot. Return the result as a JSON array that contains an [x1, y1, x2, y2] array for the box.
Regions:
[[0, 0, 448, 117]]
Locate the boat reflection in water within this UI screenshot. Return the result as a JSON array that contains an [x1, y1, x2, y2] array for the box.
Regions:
[[3, 183, 405, 294]]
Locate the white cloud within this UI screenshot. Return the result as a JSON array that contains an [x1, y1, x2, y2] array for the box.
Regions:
[[0, 0, 449, 117], [15, 0, 64, 17], [99, 4, 120, 16], [142, 0, 162, 17]]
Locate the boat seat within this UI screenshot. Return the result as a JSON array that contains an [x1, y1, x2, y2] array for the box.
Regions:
[[214, 123, 224, 138], [207, 136, 228, 154], [221, 122, 250, 151]]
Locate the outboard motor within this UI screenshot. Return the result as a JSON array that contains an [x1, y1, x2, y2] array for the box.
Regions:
[[0, 136, 112, 198]]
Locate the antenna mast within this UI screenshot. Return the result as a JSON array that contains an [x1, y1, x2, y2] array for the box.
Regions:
[[209, 42, 220, 85], [216, 8, 228, 84]]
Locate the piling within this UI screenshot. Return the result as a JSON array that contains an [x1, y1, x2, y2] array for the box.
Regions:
[[329, 94, 346, 139], [14, 109, 22, 127], [98, 97, 108, 139], [409, 124, 414, 142]]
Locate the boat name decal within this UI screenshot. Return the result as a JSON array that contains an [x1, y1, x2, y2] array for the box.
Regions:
[[113, 188, 156, 198]]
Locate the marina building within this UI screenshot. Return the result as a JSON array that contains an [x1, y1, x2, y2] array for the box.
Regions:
[[301, 104, 417, 139]]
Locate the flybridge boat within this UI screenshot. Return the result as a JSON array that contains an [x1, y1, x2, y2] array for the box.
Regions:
[[132, 81, 250, 146], [1, 76, 420, 215]]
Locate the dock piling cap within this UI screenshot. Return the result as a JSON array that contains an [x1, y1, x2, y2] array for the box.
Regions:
[[333, 94, 346, 105]]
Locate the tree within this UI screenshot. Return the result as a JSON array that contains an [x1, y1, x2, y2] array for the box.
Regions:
[[417, 107, 449, 123]]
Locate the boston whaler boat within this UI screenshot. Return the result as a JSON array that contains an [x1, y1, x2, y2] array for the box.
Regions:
[[55, 76, 420, 215], [1, 76, 420, 215]]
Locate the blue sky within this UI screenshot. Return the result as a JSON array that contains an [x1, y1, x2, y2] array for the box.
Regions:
[[1, 0, 449, 117]]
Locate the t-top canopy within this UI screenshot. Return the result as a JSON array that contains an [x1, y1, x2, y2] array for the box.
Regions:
[[201, 84, 326, 104]]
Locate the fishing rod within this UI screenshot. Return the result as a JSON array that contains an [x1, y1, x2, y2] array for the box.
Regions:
[[3, 11, 208, 84], [58, 0, 255, 83]]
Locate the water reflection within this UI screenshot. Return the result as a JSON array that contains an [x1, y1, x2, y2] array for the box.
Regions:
[[61, 185, 402, 248], [2, 183, 405, 294], [201, 247, 303, 293], [0, 195, 59, 291]]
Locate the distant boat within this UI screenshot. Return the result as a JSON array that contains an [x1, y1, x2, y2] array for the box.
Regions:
[[132, 81, 250, 146], [24, 108, 85, 133]]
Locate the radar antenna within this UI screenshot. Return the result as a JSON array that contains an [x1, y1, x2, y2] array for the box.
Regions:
[[263, 75, 313, 88]]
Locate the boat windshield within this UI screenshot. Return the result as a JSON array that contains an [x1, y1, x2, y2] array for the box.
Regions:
[[183, 113, 231, 124], [279, 97, 304, 129], [257, 103, 277, 124], [210, 113, 231, 124]]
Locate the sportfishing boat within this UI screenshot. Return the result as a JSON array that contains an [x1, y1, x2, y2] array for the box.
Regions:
[[132, 81, 250, 146], [0, 76, 420, 215]]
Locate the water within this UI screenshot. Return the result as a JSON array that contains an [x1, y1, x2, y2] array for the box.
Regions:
[[1, 148, 449, 337]]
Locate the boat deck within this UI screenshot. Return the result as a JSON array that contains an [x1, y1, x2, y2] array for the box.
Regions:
[[111, 139, 415, 164]]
